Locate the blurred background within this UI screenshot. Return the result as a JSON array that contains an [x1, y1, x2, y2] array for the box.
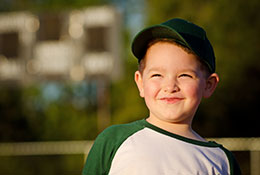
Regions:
[[0, 0, 259, 174]]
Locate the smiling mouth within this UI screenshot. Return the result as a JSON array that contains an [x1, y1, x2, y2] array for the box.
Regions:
[[159, 97, 184, 104]]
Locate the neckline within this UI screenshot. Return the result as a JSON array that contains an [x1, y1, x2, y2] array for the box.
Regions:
[[139, 119, 221, 148]]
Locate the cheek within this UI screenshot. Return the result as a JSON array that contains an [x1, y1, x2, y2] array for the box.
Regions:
[[143, 81, 160, 98], [182, 82, 203, 99]]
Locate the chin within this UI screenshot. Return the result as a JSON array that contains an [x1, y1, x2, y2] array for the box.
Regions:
[[161, 113, 193, 124]]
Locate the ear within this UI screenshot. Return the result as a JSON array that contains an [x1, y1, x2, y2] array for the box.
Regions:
[[134, 71, 144, 98], [203, 73, 220, 98]]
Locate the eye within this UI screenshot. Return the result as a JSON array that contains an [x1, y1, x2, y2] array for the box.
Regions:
[[179, 74, 193, 78], [151, 74, 162, 78]]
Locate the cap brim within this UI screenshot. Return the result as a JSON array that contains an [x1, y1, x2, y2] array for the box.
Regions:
[[131, 24, 192, 61]]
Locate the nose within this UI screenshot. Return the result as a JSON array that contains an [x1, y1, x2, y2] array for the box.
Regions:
[[163, 78, 180, 93]]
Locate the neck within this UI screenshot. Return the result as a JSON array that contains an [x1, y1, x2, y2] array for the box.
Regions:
[[146, 117, 206, 142]]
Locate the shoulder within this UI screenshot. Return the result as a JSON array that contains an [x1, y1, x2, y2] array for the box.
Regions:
[[209, 141, 241, 175], [96, 119, 145, 144], [82, 120, 146, 175], [220, 146, 241, 175], [91, 119, 146, 152]]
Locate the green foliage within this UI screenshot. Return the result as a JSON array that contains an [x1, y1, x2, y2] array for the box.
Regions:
[[0, 155, 84, 175], [110, 58, 148, 124], [0, 82, 98, 141], [0, 86, 35, 141]]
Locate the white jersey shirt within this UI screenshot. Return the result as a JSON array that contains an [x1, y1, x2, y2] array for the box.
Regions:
[[82, 119, 241, 175]]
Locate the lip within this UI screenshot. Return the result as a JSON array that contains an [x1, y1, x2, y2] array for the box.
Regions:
[[159, 97, 184, 104]]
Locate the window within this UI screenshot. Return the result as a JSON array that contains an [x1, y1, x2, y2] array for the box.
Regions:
[[0, 32, 19, 58], [37, 14, 62, 41], [85, 26, 109, 52]]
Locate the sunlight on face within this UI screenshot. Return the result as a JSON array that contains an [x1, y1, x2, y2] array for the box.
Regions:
[[135, 42, 210, 126]]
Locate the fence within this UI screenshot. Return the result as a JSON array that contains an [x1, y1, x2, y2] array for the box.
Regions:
[[0, 138, 259, 174]]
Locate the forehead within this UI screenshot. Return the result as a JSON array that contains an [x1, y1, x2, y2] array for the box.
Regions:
[[146, 38, 194, 55], [144, 42, 200, 69]]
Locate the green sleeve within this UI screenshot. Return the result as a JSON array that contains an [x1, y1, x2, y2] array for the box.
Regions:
[[220, 146, 241, 175], [82, 121, 144, 175], [82, 128, 118, 175]]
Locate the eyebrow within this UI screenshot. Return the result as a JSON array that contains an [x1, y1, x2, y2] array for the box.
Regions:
[[147, 67, 197, 74], [180, 69, 197, 74], [146, 67, 166, 74]]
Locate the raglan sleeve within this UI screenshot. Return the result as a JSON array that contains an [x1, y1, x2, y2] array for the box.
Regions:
[[221, 145, 241, 175], [82, 121, 142, 175], [82, 128, 117, 175]]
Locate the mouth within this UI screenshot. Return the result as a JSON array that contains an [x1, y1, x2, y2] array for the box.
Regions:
[[159, 97, 184, 104]]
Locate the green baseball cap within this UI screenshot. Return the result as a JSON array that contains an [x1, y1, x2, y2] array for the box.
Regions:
[[131, 18, 216, 73]]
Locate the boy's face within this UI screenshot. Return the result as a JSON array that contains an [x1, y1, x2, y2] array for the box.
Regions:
[[135, 42, 219, 126]]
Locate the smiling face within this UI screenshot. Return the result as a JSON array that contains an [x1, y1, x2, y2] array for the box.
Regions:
[[135, 41, 219, 128]]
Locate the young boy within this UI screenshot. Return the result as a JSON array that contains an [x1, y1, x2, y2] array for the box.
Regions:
[[82, 18, 241, 175]]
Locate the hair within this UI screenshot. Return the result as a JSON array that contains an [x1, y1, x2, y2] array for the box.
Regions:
[[138, 38, 211, 78]]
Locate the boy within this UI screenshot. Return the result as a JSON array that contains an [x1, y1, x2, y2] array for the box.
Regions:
[[82, 18, 241, 175]]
